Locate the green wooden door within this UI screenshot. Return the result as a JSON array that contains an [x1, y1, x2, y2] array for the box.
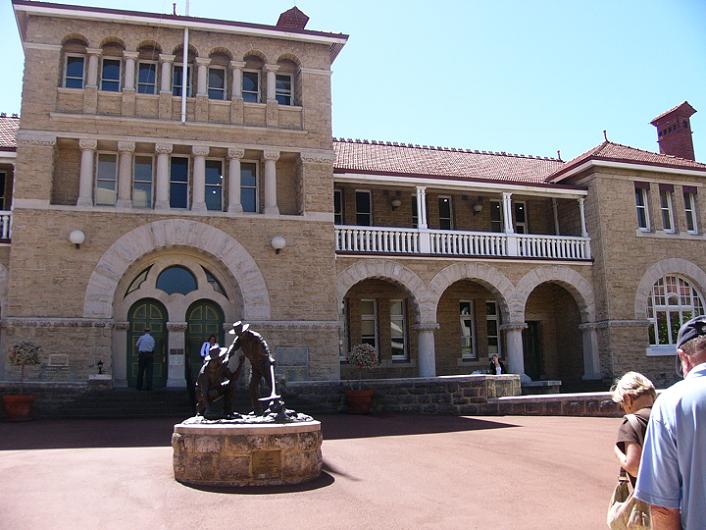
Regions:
[[186, 300, 224, 385], [127, 299, 168, 389]]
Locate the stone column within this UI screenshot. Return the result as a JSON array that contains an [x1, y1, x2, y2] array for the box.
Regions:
[[230, 60, 244, 100], [265, 63, 280, 103], [77, 138, 97, 207], [195, 57, 210, 97], [123, 51, 138, 92], [191, 145, 209, 212], [116, 141, 135, 208], [263, 150, 280, 215], [579, 323, 601, 380], [154, 143, 173, 210], [227, 147, 245, 213], [416, 186, 431, 253], [501, 322, 528, 381], [415, 322, 438, 377], [578, 198, 589, 238], [552, 198, 560, 235], [166, 321, 188, 389], [159, 54, 175, 93], [112, 321, 129, 388], [86, 48, 102, 88], [502, 192, 514, 234]]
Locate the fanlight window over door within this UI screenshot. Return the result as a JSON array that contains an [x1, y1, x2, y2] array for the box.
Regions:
[[647, 275, 705, 347]]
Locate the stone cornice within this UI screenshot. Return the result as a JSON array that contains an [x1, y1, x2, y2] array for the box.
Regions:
[[300, 151, 336, 164], [1, 318, 113, 329], [246, 320, 340, 329], [499, 322, 528, 331], [16, 131, 57, 147]]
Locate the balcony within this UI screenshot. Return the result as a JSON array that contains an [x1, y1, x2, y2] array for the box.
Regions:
[[335, 225, 591, 261], [0, 211, 11, 242]]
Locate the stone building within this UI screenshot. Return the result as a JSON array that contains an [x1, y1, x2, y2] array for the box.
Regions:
[[1, 0, 705, 392]]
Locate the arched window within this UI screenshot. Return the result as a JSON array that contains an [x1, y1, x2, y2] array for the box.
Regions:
[[647, 275, 705, 346], [125, 265, 151, 297], [156, 265, 197, 295]]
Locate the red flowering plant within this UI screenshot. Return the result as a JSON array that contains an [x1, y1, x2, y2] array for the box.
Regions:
[[8, 341, 42, 394]]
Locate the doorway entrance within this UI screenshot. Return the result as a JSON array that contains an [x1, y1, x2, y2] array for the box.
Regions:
[[127, 299, 167, 389], [523, 321, 543, 380], [185, 300, 225, 386]]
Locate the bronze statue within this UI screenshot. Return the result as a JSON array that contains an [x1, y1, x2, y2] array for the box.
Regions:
[[195, 342, 244, 419], [228, 321, 280, 415]]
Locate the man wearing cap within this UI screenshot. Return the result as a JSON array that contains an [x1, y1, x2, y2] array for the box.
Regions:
[[635, 315, 706, 530], [135, 327, 156, 391]]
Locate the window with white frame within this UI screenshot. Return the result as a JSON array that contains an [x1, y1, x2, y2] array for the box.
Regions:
[[460, 301, 476, 359], [334, 189, 343, 225], [137, 61, 157, 94], [684, 190, 698, 234], [390, 300, 407, 360], [355, 190, 372, 226], [132, 155, 153, 208], [647, 275, 705, 348], [0, 171, 6, 210], [172, 64, 192, 97], [490, 200, 503, 232], [275, 74, 292, 105], [169, 156, 189, 209], [635, 185, 650, 231], [208, 67, 226, 100], [100, 58, 121, 92], [513, 201, 527, 233], [240, 161, 258, 213], [659, 188, 675, 233], [95, 153, 117, 205], [486, 301, 501, 357], [360, 299, 378, 350], [64, 55, 85, 89], [205, 159, 223, 211], [439, 196, 453, 230], [242, 71, 260, 103]]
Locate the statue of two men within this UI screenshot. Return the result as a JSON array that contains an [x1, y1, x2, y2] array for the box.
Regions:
[[195, 321, 277, 418]]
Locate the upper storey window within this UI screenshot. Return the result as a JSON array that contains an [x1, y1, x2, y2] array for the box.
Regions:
[[95, 153, 118, 205], [275, 74, 292, 106], [208, 67, 226, 100], [684, 189, 698, 234], [242, 71, 260, 103], [240, 161, 258, 213], [100, 58, 121, 92], [635, 182, 651, 231], [170, 156, 189, 209], [64, 55, 85, 89], [173, 65, 193, 97], [138, 62, 157, 94], [659, 185, 675, 233]]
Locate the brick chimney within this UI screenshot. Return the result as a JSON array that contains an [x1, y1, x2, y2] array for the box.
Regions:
[[276, 7, 309, 30], [650, 101, 697, 160]]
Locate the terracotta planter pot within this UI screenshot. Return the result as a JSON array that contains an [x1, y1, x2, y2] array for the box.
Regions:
[[345, 389, 374, 414], [2, 394, 36, 421]]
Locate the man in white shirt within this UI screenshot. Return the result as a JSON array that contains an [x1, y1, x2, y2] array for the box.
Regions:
[[135, 328, 156, 391]]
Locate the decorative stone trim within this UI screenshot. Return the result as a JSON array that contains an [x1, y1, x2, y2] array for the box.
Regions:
[[155, 143, 173, 154], [167, 321, 189, 332], [246, 320, 340, 330], [499, 322, 528, 331], [263, 150, 280, 161], [159, 54, 176, 63], [79, 138, 98, 150], [227, 147, 245, 159], [1, 318, 114, 329], [24, 42, 62, 51], [300, 151, 336, 164], [16, 131, 57, 147], [229, 60, 246, 69], [413, 321, 439, 332], [113, 321, 129, 331], [117, 141, 136, 152], [192, 145, 210, 156], [195, 57, 211, 67]]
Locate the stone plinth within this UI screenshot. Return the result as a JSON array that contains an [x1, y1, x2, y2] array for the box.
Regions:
[[172, 420, 322, 487]]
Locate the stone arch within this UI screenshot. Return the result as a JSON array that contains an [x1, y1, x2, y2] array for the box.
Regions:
[[430, 262, 515, 322], [243, 49, 267, 63], [99, 37, 126, 50], [137, 40, 162, 53], [515, 266, 595, 322], [336, 260, 435, 322], [83, 220, 270, 320], [209, 47, 233, 60], [276, 52, 302, 68], [61, 34, 88, 47], [172, 44, 199, 58], [634, 258, 706, 319]]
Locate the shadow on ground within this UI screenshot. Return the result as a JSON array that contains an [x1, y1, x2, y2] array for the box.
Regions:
[[0, 414, 518, 451]]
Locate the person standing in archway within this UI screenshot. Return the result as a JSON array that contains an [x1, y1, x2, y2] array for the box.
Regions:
[[135, 327, 156, 391]]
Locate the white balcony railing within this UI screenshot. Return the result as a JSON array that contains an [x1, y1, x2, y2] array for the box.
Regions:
[[335, 225, 591, 260], [0, 211, 11, 240]]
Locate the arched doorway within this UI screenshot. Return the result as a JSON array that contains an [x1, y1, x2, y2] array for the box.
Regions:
[[127, 299, 168, 389], [185, 300, 225, 385]]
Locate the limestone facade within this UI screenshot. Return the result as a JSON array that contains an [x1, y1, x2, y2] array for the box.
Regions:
[[2, 2, 705, 392]]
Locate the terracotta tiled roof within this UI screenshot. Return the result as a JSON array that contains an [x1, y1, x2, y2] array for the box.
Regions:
[[333, 139, 565, 186], [0, 114, 19, 151], [547, 140, 706, 182]]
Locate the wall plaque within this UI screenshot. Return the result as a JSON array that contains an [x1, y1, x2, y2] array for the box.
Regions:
[[251, 450, 282, 479]]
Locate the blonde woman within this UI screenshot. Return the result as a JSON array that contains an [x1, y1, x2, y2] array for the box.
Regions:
[[611, 372, 656, 485]]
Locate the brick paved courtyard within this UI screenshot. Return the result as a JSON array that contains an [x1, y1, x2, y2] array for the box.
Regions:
[[0, 414, 618, 529]]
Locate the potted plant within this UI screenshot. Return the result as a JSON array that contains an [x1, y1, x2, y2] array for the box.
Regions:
[[345, 343, 378, 414], [2, 341, 42, 421]]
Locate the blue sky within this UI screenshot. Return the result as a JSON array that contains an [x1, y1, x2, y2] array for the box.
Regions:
[[1, 0, 705, 161]]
